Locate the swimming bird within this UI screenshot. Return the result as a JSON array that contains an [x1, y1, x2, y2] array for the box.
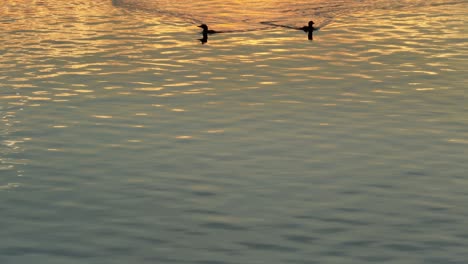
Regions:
[[299, 21, 316, 32], [198, 24, 219, 34]]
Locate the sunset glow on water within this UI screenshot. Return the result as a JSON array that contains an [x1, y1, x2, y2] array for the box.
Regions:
[[1, 0, 467, 263]]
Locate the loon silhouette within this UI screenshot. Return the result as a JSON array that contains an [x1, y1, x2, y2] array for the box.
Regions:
[[198, 24, 219, 34], [299, 21, 316, 32]]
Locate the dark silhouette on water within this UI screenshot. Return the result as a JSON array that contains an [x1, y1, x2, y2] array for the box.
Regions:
[[300, 21, 315, 40], [197, 24, 222, 44], [300, 21, 316, 32], [198, 24, 220, 34]]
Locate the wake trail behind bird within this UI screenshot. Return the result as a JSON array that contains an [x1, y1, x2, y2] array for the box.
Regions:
[[113, 0, 467, 31]]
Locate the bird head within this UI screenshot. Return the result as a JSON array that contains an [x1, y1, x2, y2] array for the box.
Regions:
[[198, 24, 208, 30]]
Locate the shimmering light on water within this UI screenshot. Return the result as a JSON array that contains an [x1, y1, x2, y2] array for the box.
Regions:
[[1, 0, 468, 263]]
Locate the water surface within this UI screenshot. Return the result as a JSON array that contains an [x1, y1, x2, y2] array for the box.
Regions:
[[1, 0, 467, 263]]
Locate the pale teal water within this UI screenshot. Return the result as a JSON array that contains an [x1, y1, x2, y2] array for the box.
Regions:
[[1, 1, 467, 263]]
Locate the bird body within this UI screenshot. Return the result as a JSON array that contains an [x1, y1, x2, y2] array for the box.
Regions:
[[300, 21, 316, 32]]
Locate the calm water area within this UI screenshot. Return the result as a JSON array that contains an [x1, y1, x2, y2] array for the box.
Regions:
[[1, 0, 467, 263]]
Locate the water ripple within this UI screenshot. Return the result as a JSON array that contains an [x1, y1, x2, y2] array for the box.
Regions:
[[1, 1, 467, 264]]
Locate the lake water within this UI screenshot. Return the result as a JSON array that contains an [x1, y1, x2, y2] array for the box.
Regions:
[[1, 0, 467, 263]]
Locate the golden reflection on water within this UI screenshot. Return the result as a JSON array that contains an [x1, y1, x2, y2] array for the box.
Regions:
[[5, 0, 468, 256], [1, 0, 467, 178]]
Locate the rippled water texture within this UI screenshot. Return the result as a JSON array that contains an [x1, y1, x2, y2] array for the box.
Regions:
[[113, 0, 467, 29], [1, 0, 467, 263]]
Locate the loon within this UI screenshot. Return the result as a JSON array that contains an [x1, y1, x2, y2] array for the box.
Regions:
[[300, 21, 316, 32], [198, 24, 219, 34]]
